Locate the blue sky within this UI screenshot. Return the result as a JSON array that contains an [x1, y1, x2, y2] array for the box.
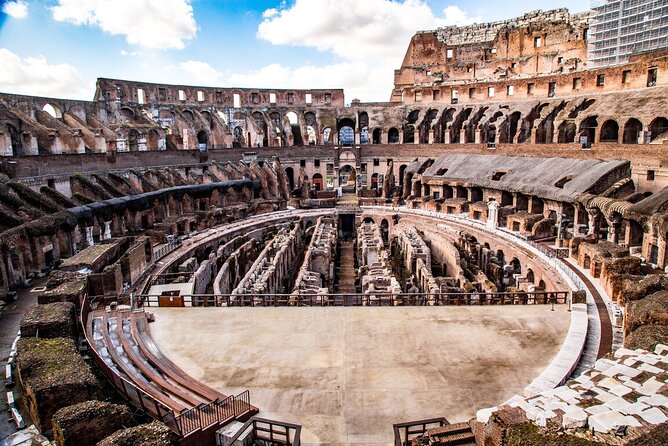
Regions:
[[0, 0, 590, 102]]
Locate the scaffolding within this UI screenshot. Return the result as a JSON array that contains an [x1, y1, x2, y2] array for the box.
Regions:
[[588, 0, 668, 67]]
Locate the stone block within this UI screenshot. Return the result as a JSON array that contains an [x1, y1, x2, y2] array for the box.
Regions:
[[53, 401, 133, 446], [562, 406, 588, 429], [97, 422, 179, 446], [476, 406, 497, 423], [588, 410, 636, 433], [639, 407, 668, 425], [20, 303, 76, 339]]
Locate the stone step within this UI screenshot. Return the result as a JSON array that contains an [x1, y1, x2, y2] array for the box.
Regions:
[[427, 423, 475, 446]]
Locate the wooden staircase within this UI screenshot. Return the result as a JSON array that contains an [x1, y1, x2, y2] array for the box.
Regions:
[[424, 422, 475, 446]]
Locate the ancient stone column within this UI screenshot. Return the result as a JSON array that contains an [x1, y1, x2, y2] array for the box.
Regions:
[[85, 226, 94, 247], [104, 221, 112, 240], [587, 209, 602, 236], [487, 200, 500, 229]]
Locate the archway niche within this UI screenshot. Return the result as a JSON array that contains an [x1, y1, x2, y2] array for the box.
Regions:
[[388, 128, 400, 144], [623, 119, 643, 144], [599, 120, 619, 143]]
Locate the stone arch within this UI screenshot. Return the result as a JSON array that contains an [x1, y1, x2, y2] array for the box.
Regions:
[[372, 128, 381, 144], [323, 127, 333, 144], [127, 129, 140, 151], [578, 116, 598, 144], [120, 107, 135, 122], [359, 112, 369, 144], [363, 216, 375, 224], [599, 119, 619, 143], [147, 129, 161, 151], [312, 173, 323, 191], [526, 268, 535, 284], [196, 130, 208, 149], [285, 167, 295, 191], [6, 124, 22, 155], [337, 118, 355, 145], [399, 164, 407, 188], [252, 111, 268, 147], [286, 111, 303, 146], [434, 108, 455, 143], [388, 128, 400, 144], [499, 111, 521, 144], [403, 126, 415, 144], [182, 109, 194, 121], [623, 118, 643, 144], [649, 117, 668, 143], [233, 126, 245, 147], [42, 103, 62, 119], [557, 121, 576, 143]]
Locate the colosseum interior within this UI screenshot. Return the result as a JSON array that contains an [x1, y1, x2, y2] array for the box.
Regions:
[[2, 4, 668, 446]]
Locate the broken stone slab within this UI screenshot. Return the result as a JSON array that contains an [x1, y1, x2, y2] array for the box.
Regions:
[[638, 394, 668, 408], [638, 407, 668, 425], [562, 406, 588, 429], [637, 377, 664, 396], [588, 410, 641, 433], [593, 358, 617, 372], [476, 406, 497, 423], [584, 405, 610, 415], [608, 384, 633, 397], [654, 344, 668, 355]]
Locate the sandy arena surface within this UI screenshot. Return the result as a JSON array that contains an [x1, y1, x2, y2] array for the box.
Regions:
[[150, 306, 570, 446]]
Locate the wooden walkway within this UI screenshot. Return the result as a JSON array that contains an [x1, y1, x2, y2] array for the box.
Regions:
[[86, 308, 258, 440]]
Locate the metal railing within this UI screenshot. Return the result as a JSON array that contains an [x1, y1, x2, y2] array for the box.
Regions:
[[80, 295, 253, 439], [223, 417, 302, 446], [154, 240, 183, 261], [393, 417, 449, 446], [136, 291, 570, 308]]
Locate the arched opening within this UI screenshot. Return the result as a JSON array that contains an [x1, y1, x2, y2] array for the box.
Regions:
[[537, 279, 546, 290], [496, 249, 505, 264], [403, 126, 415, 144], [599, 120, 619, 143], [359, 112, 369, 144], [196, 130, 208, 150], [583, 254, 591, 269], [623, 119, 643, 144], [371, 173, 380, 190], [470, 187, 483, 203], [363, 217, 375, 225], [339, 165, 356, 193], [372, 128, 381, 144], [285, 167, 295, 191], [147, 129, 160, 151], [557, 121, 576, 143], [120, 107, 135, 122], [388, 128, 400, 144], [399, 164, 407, 188], [649, 117, 668, 143], [323, 127, 333, 144], [42, 103, 62, 119], [252, 112, 268, 147], [312, 173, 323, 191], [270, 112, 283, 147], [526, 269, 535, 284], [233, 126, 245, 147], [304, 112, 317, 145], [578, 116, 598, 144], [286, 112, 303, 146], [7, 124, 22, 155], [380, 219, 389, 243], [499, 112, 521, 144], [337, 118, 355, 145], [127, 129, 140, 152]]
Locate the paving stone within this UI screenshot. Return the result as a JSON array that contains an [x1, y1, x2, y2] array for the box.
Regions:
[[535, 409, 556, 427], [614, 348, 637, 359], [638, 407, 668, 425], [638, 363, 663, 374], [637, 377, 664, 396], [562, 406, 588, 429], [597, 377, 622, 390], [603, 364, 642, 379], [654, 344, 668, 356], [621, 402, 650, 415], [637, 354, 662, 366], [594, 358, 616, 372], [584, 405, 611, 415], [593, 389, 616, 403], [604, 397, 634, 413], [609, 384, 633, 397], [589, 411, 641, 433], [638, 394, 668, 408]]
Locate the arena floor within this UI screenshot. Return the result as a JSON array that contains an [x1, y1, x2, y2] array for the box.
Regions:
[[150, 306, 571, 446]]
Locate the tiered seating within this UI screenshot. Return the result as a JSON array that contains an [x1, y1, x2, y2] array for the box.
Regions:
[[87, 308, 257, 434]]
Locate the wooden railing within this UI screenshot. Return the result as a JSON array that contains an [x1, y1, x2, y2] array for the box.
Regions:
[[80, 295, 253, 439]]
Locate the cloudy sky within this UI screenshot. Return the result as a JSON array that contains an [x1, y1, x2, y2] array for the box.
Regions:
[[0, 0, 589, 102]]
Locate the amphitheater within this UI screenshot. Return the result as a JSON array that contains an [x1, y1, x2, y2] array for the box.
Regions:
[[2, 5, 668, 446]]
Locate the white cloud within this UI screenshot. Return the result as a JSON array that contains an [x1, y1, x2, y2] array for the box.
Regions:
[[225, 61, 397, 103], [442, 6, 481, 26], [120, 49, 143, 57], [179, 60, 222, 84], [253, 1, 482, 101], [0, 48, 92, 99], [51, 0, 198, 50], [257, 0, 479, 61], [2, 1, 28, 18]]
